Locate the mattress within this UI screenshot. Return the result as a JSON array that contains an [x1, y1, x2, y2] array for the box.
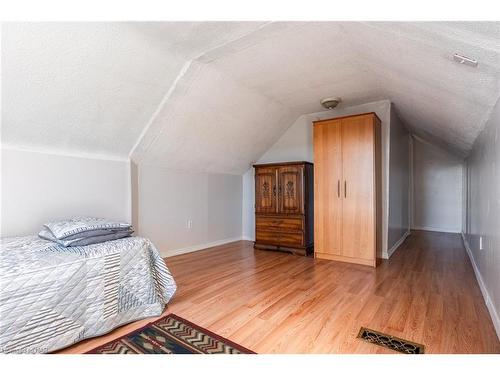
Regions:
[[0, 235, 176, 353]]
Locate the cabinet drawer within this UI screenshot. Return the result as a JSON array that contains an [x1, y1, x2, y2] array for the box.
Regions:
[[256, 216, 303, 232], [256, 230, 303, 247]]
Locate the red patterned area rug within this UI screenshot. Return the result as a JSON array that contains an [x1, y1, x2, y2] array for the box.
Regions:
[[86, 314, 255, 354]]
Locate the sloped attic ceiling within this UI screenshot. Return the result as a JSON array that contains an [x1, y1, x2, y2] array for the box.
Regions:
[[2, 22, 500, 173], [1, 22, 268, 159]]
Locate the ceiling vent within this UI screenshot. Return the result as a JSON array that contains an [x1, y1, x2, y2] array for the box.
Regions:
[[320, 97, 342, 110], [453, 53, 478, 68]]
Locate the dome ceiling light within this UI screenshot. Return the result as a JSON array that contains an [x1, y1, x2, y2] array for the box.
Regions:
[[320, 97, 342, 110]]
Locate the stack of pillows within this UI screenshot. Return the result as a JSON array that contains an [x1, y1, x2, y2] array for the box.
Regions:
[[39, 217, 134, 247]]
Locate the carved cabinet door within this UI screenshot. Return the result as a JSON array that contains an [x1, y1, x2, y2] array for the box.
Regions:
[[255, 167, 278, 213], [278, 166, 303, 214]]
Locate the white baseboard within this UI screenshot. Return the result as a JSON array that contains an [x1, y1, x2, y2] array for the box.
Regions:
[[161, 236, 243, 258], [411, 226, 459, 234], [242, 236, 255, 242], [382, 230, 410, 259], [461, 232, 500, 341]]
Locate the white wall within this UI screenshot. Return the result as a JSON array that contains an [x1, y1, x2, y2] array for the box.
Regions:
[[1, 147, 131, 237], [1, 147, 242, 257], [242, 100, 400, 255], [387, 108, 411, 256], [242, 169, 255, 241], [411, 137, 463, 233], [463, 97, 500, 338], [138, 165, 242, 257]]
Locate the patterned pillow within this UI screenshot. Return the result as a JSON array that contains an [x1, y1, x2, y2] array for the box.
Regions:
[[39, 227, 133, 247], [43, 217, 132, 240]]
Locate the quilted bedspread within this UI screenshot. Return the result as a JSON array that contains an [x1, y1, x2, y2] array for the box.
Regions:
[[0, 235, 177, 353]]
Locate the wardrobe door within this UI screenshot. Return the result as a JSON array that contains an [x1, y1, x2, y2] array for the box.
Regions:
[[278, 165, 304, 214], [255, 167, 278, 214], [341, 115, 375, 261], [314, 119, 343, 255]]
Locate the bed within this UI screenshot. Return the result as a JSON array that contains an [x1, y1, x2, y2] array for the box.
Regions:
[[0, 235, 177, 353]]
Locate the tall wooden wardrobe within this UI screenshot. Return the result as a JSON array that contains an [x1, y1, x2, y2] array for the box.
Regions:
[[313, 112, 381, 267]]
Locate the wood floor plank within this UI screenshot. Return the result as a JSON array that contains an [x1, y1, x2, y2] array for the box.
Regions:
[[59, 230, 500, 354]]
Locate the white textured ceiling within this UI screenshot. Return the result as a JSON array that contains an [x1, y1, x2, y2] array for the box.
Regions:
[[1, 22, 266, 158], [3, 22, 500, 171]]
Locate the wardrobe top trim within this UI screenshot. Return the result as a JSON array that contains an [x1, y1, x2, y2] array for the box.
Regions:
[[312, 112, 381, 124], [253, 161, 313, 168]]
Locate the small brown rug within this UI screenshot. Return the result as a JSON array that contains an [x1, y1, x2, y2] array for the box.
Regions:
[[86, 314, 255, 354]]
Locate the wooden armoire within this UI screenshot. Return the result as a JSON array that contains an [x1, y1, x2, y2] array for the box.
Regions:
[[253, 162, 313, 256], [313, 112, 381, 267]]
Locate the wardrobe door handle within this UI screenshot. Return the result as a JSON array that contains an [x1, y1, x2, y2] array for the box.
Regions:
[[337, 180, 340, 198], [344, 180, 347, 198]]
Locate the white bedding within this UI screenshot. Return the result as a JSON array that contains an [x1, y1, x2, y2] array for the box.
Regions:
[[0, 235, 176, 353]]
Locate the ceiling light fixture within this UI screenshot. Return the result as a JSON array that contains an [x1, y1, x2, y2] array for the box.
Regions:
[[320, 97, 342, 110], [453, 53, 478, 68]]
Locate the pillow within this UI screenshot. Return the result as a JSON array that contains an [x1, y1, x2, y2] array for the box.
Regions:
[[43, 217, 132, 240], [39, 227, 133, 247]]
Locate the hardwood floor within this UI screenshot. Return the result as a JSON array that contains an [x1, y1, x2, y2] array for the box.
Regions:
[[60, 230, 500, 354]]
